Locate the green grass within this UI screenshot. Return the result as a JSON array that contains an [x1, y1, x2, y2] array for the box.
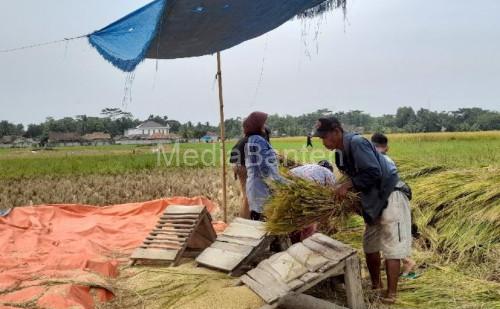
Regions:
[[1, 132, 499, 180]]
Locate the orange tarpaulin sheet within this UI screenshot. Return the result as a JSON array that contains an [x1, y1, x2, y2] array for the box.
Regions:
[[0, 197, 225, 309]]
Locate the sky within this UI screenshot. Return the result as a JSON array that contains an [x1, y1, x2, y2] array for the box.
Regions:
[[0, 0, 499, 126]]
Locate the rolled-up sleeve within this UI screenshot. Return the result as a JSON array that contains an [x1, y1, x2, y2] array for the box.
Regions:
[[350, 137, 382, 191]]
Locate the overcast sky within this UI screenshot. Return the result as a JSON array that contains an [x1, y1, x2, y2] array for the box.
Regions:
[[1, 0, 499, 126]]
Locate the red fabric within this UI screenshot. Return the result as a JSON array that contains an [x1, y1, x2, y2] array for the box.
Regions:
[[243, 111, 268, 135], [0, 197, 225, 309]]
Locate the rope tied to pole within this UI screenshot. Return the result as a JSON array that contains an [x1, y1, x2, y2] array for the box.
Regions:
[[0, 34, 89, 54]]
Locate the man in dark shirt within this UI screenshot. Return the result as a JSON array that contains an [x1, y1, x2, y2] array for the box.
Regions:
[[314, 117, 411, 303]]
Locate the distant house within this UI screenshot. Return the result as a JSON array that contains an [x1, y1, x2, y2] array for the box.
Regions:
[[125, 121, 170, 137], [200, 132, 219, 143], [48, 132, 82, 146], [83, 132, 112, 145]]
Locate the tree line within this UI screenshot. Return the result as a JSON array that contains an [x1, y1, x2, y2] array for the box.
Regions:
[[1, 107, 498, 140]]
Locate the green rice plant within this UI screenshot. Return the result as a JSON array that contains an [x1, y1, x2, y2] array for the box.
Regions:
[[264, 176, 358, 234], [411, 167, 500, 266]]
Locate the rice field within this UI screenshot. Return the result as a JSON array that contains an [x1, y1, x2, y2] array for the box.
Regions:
[[1, 131, 499, 308]]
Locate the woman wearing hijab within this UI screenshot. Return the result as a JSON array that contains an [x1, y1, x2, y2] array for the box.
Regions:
[[243, 112, 283, 221], [230, 126, 271, 219]]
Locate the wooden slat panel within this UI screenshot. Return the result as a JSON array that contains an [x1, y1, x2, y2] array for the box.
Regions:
[[211, 241, 254, 256], [196, 247, 247, 271], [165, 205, 205, 214], [131, 248, 178, 261], [222, 223, 266, 240], [287, 243, 330, 272], [247, 267, 290, 297], [241, 275, 279, 304], [217, 235, 261, 247], [267, 252, 308, 283]]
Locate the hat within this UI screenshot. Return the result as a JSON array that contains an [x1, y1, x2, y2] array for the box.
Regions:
[[243, 112, 268, 135], [313, 117, 342, 138]]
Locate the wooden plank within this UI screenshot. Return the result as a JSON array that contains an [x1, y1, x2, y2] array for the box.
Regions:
[[230, 236, 274, 277], [156, 223, 196, 229], [317, 261, 342, 273], [287, 243, 330, 272], [247, 267, 290, 297], [187, 231, 214, 249], [140, 244, 181, 250], [309, 233, 355, 254], [160, 214, 200, 219], [257, 260, 285, 282], [131, 248, 178, 261], [267, 252, 308, 283], [151, 230, 190, 236], [303, 238, 353, 264], [299, 272, 320, 283], [153, 227, 192, 233], [344, 255, 366, 309], [211, 241, 254, 256], [241, 274, 279, 304], [294, 261, 345, 294], [222, 223, 266, 240], [158, 219, 197, 224], [199, 215, 217, 241], [165, 205, 205, 214], [196, 247, 247, 271], [217, 235, 261, 247], [143, 239, 184, 245], [146, 236, 186, 242], [233, 217, 266, 227], [287, 279, 304, 291]]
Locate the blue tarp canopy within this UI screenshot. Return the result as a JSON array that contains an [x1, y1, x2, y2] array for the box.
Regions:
[[89, 0, 331, 72]]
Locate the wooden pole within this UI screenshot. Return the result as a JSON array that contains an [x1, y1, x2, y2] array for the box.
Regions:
[[216, 51, 228, 223]]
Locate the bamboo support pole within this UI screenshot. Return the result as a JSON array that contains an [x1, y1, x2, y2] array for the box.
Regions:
[[216, 52, 228, 223]]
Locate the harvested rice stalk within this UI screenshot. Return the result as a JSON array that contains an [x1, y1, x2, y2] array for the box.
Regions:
[[264, 176, 359, 234], [411, 167, 500, 266]]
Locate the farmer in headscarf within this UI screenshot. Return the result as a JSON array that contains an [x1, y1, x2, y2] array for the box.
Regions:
[[314, 117, 412, 304], [244, 112, 284, 221], [230, 126, 271, 219]]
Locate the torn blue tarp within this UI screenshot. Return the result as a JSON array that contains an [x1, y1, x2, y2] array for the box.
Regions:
[[89, 0, 330, 72]]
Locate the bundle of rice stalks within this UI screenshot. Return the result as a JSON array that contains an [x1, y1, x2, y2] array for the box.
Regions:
[[411, 167, 500, 267], [264, 176, 359, 234]]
